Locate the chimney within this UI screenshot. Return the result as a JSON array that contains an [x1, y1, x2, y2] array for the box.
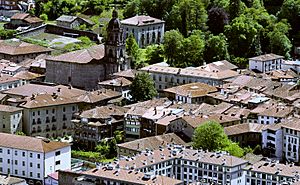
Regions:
[[30, 94, 35, 100], [52, 92, 58, 99]]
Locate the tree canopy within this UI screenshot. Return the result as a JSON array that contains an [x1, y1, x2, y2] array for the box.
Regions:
[[192, 121, 245, 157], [130, 72, 158, 102]]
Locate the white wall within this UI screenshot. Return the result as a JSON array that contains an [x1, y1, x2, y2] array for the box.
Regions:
[[44, 146, 71, 177]]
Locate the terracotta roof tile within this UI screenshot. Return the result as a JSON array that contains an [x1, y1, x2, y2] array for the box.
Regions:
[[47, 45, 104, 64], [164, 82, 217, 97], [121, 15, 164, 26], [0, 133, 70, 153]]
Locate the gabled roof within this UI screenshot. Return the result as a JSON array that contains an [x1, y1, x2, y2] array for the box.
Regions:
[[98, 77, 132, 87], [11, 13, 29, 20], [20, 93, 79, 108], [121, 15, 164, 26], [163, 82, 217, 97], [47, 45, 105, 64], [80, 105, 128, 119], [56, 15, 78, 23], [0, 39, 52, 56], [0, 133, 70, 153], [117, 133, 187, 152], [224, 123, 266, 136], [249, 53, 284, 61]]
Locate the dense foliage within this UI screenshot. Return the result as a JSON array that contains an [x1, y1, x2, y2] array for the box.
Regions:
[[130, 72, 157, 102], [123, 0, 295, 68], [32, 0, 299, 67], [192, 121, 247, 158]]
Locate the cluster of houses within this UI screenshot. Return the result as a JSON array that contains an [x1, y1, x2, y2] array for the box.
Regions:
[[1, 3, 300, 185]]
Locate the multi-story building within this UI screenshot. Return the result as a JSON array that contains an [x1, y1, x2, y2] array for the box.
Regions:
[[20, 93, 79, 138], [124, 98, 171, 140], [98, 77, 132, 100], [117, 133, 186, 156], [46, 10, 130, 90], [121, 15, 165, 48], [224, 123, 266, 148], [249, 53, 284, 73], [140, 63, 239, 91], [0, 39, 52, 63], [163, 82, 217, 104], [0, 74, 21, 91], [262, 124, 283, 160], [73, 105, 128, 150], [59, 167, 183, 185], [0, 104, 22, 134], [282, 120, 300, 163], [0, 133, 71, 185], [250, 101, 293, 125], [117, 145, 248, 185], [0, 0, 19, 10], [244, 160, 300, 185]]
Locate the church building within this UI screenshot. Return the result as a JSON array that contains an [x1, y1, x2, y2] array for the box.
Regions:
[[45, 10, 130, 90]]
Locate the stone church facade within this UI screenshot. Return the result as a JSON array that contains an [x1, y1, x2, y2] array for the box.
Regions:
[[46, 10, 130, 90]]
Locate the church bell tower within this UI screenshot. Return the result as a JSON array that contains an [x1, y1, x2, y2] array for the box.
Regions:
[[105, 9, 129, 72]]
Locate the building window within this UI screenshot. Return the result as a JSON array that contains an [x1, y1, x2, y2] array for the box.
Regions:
[[30, 162, 32, 167], [37, 154, 40, 159], [0, 148, 2, 153], [30, 172, 32, 177], [30, 153, 32, 158], [37, 164, 40, 169], [55, 160, 61, 165], [22, 171, 25, 176], [7, 149, 10, 154], [22, 152, 25, 157], [37, 173, 40, 178], [55, 151, 61, 156], [15, 160, 17, 165], [15, 169, 18, 174], [22, 161, 25, 166]]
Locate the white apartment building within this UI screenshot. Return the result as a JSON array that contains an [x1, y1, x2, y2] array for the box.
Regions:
[[0, 74, 21, 91], [117, 145, 248, 185], [0, 133, 71, 185], [282, 120, 300, 163], [262, 124, 283, 160], [140, 63, 239, 91], [245, 160, 300, 185], [0, 104, 22, 134], [121, 15, 165, 48], [20, 93, 79, 138], [249, 53, 284, 73]]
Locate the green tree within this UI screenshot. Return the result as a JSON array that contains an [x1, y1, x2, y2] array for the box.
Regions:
[[177, 30, 206, 67], [126, 33, 139, 60], [114, 130, 124, 144], [204, 33, 230, 63], [224, 142, 244, 157], [144, 44, 164, 65], [168, 0, 207, 36], [123, 0, 140, 18], [207, 7, 229, 35], [268, 21, 292, 58], [130, 72, 157, 102], [192, 121, 229, 151], [39, 13, 48, 21], [225, 14, 262, 58], [228, 0, 243, 20], [278, 0, 300, 37], [192, 121, 245, 157], [163, 30, 184, 65]]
